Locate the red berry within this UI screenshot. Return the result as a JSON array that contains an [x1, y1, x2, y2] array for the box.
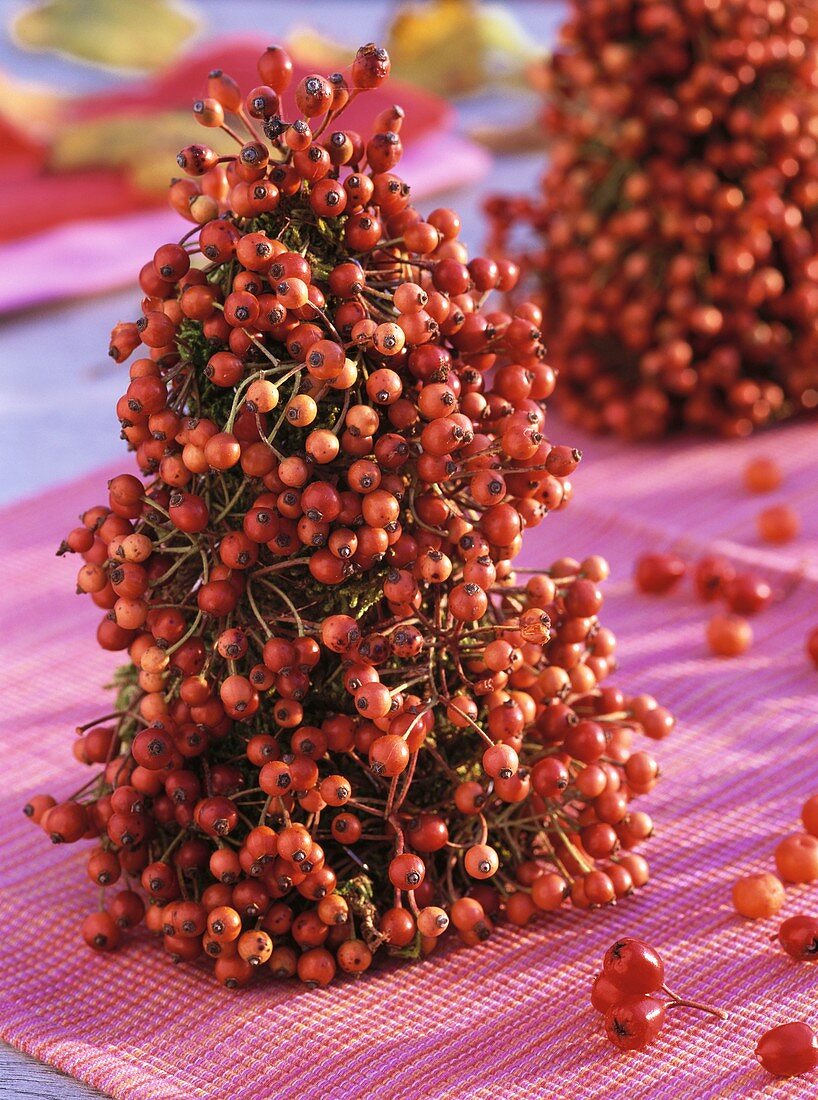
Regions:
[[591, 971, 624, 1014], [806, 628, 818, 670], [777, 915, 818, 962], [756, 1023, 818, 1077], [603, 938, 665, 995], [351, 43, 391, 90], [723, 573, 772, 616], [775, 834, 818, 883], [604, 996, 666, 1051], [757, 504, 800, 545], [81, 911, 122, 952], [693, 554, 735, 602], [634, 552, 686, 595], [706, 613, 752, 658], [744, 457, 782, 494]]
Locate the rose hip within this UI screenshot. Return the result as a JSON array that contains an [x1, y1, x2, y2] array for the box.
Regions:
[[756, 1023, 818, 1078]]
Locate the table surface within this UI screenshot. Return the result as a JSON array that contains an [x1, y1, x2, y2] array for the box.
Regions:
[[0, 1, 562, 1096]]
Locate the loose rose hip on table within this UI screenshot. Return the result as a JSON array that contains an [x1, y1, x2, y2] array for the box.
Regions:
[[27, 40, 673, 989], [806, 628, 818, 671], [756, 1023, 818, 1078], [743, 457, 783, 495], [775, 835, 818, 884], [777, 916, 818, 963], [633, 552, 686, 596], [803, 795, 818, 836], [706, 613, 752, 659], [756, 504, 800, 546], [723, 573, 772, 616], [693, 554, 735, 603], [731, 872, 785, 921]]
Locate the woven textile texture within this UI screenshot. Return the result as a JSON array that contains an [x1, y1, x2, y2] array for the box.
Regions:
[[1, 417, 816, 1100]]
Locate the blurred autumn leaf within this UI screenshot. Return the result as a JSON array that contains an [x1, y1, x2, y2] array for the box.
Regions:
[[49, 111, 234, 192], [12, 0, 199, 73], [289, 0, 542, 98], [0, 70, 60, 137], [386, 0, 541, 97], [287, 28, 350, 72]]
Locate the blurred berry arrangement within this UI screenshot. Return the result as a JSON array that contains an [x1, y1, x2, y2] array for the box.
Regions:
[[27, 42, 672, 988], [487, 0, 818, 438]]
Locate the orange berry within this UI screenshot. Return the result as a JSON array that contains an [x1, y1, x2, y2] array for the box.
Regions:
[[808, 627, 818, 670], [757, 503, 800, 544], [706, 613, 752, 657], [732, 872, 785, 919], [775, 834, 818, 883], [744, 456, 782, 494], [801, 794, 818, 837]]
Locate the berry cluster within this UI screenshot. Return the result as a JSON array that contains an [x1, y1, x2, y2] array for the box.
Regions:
[[486, 0, 818, 438], [592, 938, 726, 1052], [28, 42, 669, 987]]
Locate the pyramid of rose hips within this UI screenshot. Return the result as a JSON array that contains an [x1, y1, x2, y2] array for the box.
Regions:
[[486, 0, 818, 439], [28, 41, 672, 989]]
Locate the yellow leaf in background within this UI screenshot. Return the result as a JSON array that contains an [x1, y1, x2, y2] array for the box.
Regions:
[[478, 4, 544, 64], [49, 111, 234, 192], [287, 27, 352, 72], [0, 69, 61, 138], [12, 0, 199, 73], [387, 0, 542, 97], [389, 0, 484, 97]]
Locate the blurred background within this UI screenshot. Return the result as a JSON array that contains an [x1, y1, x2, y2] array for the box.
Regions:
[[0, 0, 564, 505]]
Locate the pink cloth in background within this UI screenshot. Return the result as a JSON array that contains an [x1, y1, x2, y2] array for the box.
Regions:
[[1, 417, 817, 1099], [0, 133, 490, 314]]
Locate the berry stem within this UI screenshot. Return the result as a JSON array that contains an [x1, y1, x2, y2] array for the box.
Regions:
[[663, 985, 728, 1020]]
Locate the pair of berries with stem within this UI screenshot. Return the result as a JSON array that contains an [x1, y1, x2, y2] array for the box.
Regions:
[[592, 938, 727, 1052]]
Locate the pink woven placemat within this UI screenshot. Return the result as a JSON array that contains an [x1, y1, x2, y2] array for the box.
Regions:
[[1, 418, 817, 1100]]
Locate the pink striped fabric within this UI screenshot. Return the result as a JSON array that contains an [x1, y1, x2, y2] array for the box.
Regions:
[[1, 417, 817, 1099]]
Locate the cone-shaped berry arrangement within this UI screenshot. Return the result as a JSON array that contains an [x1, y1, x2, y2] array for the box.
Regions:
[[30, 42, 672, 988], [487, 0, 818, 439]]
